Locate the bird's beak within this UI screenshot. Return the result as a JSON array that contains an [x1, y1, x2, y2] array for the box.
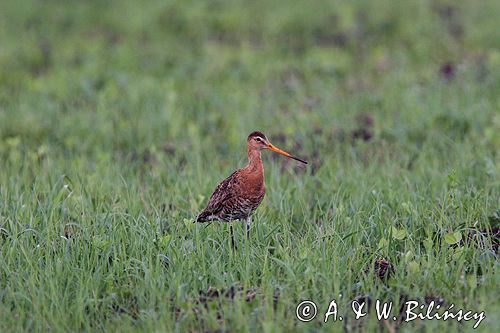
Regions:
[[267, 143, 308, 164]]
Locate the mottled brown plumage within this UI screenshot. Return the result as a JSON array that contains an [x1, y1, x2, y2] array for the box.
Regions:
[[196, 131, 307, 248]]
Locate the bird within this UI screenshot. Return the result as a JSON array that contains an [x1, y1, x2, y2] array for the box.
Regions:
[[196, 131, 307, 249]]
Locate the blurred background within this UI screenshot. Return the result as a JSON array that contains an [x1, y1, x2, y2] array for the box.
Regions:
[[0, 0, 498, 164], [1, 1, 499, 332]]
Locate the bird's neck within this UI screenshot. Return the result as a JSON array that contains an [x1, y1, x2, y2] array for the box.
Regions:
[[247, 148, 263, 172]]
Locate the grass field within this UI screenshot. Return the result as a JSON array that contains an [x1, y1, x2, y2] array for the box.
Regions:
[[1, 0, 499, 332]]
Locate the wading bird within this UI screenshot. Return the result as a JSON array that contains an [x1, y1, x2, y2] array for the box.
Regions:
[[196, 131, 307, 249]]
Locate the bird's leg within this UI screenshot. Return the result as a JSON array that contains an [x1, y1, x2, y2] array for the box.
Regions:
[[246, 216, 252, 239], [230, 222, 236, 251]]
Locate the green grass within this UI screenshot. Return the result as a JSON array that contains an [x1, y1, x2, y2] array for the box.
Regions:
[[0, 0, 499, 332]]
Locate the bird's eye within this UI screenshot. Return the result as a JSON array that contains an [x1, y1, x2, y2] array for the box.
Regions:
[[256, 137, 262, 142]]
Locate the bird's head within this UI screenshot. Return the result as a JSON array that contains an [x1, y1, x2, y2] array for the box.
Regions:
[[247, 131, 307, 164]]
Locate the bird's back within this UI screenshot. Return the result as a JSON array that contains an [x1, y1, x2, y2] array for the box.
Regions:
[[196, 167, 265, 222]]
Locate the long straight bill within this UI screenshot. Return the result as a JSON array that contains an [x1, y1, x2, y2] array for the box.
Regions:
[[267, 143, 308, 164]]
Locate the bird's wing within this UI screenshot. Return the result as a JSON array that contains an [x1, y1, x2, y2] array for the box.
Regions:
[[197, 170, 241, 221]]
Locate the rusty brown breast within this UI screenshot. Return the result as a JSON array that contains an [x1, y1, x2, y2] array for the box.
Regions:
[[196, 144, 266, 222]]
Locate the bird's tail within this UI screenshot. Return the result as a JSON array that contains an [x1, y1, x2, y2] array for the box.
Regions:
[[195, 210, 211, 223]]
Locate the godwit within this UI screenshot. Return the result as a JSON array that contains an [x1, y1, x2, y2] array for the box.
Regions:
[[196, 131, 307, 249]]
